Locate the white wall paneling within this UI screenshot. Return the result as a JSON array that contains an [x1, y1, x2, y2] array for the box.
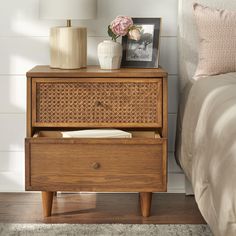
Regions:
[[168, 153, 185, 193], [168, 114, 177, 152], [0, 152, 24, 172], [168, 75, 179, 114], [168, 152, 182, 173], [0, 114, 25, 152], [0, 76, 26, 113], [0, 0, 183, 192], [0, 37, 49, 75], [168, 173, 185, 193], [0, 172, 24, 192], [0, 152, 25, 192], [0, 0, 177, 37], [0, 36, 177, 75], [159, 37, 178, 75]]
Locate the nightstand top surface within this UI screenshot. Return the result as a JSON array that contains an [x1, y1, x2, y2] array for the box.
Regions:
[[27, 65, 168, 78]]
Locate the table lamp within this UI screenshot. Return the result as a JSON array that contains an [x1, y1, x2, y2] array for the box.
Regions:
[[39, 0, 97, 69]]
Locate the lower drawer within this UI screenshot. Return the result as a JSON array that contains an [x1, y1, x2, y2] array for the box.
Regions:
[[25, 132, 167, 192]]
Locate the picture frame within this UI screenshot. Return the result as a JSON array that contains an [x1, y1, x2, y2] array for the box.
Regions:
[[121, 18, 161, 68]]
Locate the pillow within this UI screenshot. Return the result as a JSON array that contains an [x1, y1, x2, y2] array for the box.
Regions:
[[193, 3, 236, 79]]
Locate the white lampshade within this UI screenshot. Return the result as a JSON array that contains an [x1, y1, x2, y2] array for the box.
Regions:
[[39, 0, 97, 20]]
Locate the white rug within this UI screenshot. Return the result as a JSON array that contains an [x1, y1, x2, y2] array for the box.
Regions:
[[0, 224, 212, 236]]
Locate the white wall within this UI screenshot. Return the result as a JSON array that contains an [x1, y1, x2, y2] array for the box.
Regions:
[[0, 0, 184, 192]]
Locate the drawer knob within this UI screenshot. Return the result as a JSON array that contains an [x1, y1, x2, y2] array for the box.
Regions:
[[92, 162, 100, 170], [95, 101, 110, 110], [95, 101, 102, 107]]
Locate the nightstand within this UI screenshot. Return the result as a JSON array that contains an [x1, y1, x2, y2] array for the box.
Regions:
[[25, 66, 168, 217]]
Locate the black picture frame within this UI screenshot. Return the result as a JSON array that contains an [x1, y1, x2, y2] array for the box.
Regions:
[[121, 18, 161, 68]]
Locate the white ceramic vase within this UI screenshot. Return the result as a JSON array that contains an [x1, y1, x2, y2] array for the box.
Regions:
[[97, 40, 122, 70]]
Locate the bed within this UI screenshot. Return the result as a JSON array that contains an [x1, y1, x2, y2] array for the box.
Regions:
[[176, 0, 236, 235]]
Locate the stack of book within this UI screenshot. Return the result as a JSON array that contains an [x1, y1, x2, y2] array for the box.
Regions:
[[62, 129, 132, 138]]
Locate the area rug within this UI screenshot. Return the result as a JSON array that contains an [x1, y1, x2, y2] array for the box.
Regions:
[[0, 224, 212, 236]]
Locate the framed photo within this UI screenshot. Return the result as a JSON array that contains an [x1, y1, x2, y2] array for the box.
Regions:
[[121, 18, 161, 68]]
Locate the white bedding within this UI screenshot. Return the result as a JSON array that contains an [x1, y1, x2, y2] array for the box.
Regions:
[[176, 73, 236, 236]]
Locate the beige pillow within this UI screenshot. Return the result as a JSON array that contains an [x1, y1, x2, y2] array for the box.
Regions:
[[193, 3, 236, 79]]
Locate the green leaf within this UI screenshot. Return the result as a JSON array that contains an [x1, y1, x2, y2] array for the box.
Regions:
[[108, 26, 116, 39]]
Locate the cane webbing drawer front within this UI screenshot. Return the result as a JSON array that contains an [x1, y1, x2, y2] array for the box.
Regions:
[[32, 78, 163, 127]]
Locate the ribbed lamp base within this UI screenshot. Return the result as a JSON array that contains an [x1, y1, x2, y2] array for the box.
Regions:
[[50, 27, 87, 69]]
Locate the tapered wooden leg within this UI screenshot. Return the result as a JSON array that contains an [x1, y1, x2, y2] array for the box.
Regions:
[[42, 191, 54, 217], [140, 192, 152, 217]]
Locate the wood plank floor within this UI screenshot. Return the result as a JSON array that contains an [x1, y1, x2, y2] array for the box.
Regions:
[[0, 193, 205, 224]]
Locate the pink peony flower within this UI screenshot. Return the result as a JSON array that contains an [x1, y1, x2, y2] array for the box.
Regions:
[[128, 29, 141, 41], [110, 16, 133, 36]]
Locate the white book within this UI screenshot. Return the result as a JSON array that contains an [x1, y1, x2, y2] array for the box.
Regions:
[[62, 129, 132, 138]]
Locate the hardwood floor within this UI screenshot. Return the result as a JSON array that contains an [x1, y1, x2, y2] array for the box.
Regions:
[[0, 193, 205, 224]]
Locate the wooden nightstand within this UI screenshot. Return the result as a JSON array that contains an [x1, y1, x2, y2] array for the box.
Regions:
[[25, 66, 168, 217]]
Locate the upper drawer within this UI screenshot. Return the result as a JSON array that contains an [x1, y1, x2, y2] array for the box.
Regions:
[[31, 78, 163, 128]]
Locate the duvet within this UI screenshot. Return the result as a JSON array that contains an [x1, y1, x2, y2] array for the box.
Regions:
[[176, 73, 236, 236]]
